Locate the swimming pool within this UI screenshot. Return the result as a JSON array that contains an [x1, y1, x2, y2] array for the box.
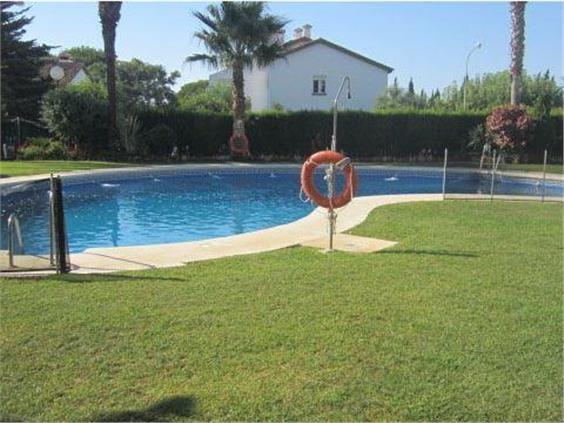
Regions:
[[1, 165, 562, 255]]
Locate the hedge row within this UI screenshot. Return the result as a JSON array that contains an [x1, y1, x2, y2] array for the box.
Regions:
[[136, 109, 562, 160]]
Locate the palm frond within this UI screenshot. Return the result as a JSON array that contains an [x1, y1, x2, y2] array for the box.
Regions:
[[185, 53, 219, 69]]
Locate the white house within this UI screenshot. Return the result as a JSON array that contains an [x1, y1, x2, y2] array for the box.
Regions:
[[209, 25, 393, 112]]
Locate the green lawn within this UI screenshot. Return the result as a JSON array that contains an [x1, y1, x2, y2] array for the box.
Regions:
[[0, 160, 134, 177], [2, 160, 561, 178], [499, 162, 563, 174], [1, 201, 562, 421]]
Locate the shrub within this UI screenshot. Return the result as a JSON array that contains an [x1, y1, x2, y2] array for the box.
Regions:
[[40, 88, 107, 158], [142, 123, 177, 157], [467, 124, 494, 152], [19, 137, 67, 160], [130, 109, 562, 161], [178, 82, 250, 113], [485, 105, 535, 152], [119, 114, 143, 155]]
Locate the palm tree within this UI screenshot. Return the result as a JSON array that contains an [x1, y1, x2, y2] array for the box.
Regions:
[[187, 2, 288, 153], [98, 1, 122, 150], [510, 1, 526, 105]]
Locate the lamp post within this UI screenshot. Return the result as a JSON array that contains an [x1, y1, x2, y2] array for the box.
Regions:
[[463, 42, 482, 111]]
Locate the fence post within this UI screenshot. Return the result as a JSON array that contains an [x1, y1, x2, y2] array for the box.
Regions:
[[51, 176, 70, 274], [15, 117, 22, 155], [541, 149, 548, 203], [489, 150, 497, 201], [442, 148, 448, 200]]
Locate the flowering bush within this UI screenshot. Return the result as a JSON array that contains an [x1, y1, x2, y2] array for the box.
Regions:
[[485, 105, 535, 151]]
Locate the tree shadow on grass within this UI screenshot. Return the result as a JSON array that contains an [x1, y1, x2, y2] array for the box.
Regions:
[[58, 273, 188, 283], [379, 249, 479, 258], [92, 395, 197, 422]]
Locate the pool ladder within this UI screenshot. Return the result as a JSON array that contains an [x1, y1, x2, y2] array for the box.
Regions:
[[7, 214, 24, 267]]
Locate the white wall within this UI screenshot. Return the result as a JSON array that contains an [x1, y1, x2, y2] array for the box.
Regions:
[[209, 68, 231, 84], [262, 43, 388, 112], [209, 67, 268, 111], [70, 69, 89, 84], [243, 66, 269, 111]]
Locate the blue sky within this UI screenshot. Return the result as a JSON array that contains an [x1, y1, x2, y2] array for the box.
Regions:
[[25, 1, 562, 93]]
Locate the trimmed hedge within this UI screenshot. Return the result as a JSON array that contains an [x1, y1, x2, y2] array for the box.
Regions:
[[135, 109, 564, 160]]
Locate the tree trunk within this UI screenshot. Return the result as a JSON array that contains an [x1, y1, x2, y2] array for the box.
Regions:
[[510, 1, 526, 105], [510, 74, 521, 106], [99, 2, 121, 152], [231, 60, 246, 135]]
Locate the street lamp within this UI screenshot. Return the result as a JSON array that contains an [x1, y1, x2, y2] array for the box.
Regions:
[[463, 42, 482, 111]]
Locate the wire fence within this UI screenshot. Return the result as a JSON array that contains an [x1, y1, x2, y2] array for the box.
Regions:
[[1, 117, 50, 160], [442, 148, 562, 202]]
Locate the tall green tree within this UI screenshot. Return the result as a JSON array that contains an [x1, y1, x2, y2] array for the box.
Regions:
[[177, 80, 209, 101], [1, 2, 51, 119], [61, 47, 179, 110], [510, 1, 526, 105], [98, 1, 122, 149], [186, 2, 288, 142], [116, 59, 179, 109], [62, 46, 105, 67], [407, 78, 415, 95]]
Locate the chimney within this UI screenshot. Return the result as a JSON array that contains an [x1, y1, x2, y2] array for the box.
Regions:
[[303, 24, 312, 39], [293, 27, 303, 40]]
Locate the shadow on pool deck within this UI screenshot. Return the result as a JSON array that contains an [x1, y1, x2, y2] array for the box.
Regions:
[[92, 395, 198, 422]]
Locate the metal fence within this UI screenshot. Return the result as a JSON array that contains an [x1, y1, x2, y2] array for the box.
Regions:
[[1, 117, 50, 160], [442, 148, 562, 202]]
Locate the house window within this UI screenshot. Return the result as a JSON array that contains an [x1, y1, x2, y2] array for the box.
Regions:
[[313, 76, 326, 95]]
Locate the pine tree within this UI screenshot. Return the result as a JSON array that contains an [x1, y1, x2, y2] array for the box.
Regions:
[[408, 77, 415, 95], [1, 3, 51, 119]]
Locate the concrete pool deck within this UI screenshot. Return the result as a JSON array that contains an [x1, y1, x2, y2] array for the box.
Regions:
[[1, 163, 562, 276], [1, 192, 562, 276], [68, 193, 440, 273]]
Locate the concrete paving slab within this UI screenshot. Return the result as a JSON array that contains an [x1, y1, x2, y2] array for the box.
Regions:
[[301, 234, 397, 253], [0, 251, 52, 272]]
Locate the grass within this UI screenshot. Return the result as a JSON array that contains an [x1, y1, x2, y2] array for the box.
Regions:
[[1, 201, 562, 421], [498, 162, 563, 174], [2, 160, 561, 178], [0, 160, 134, 177], [376, 161, 563, 174]]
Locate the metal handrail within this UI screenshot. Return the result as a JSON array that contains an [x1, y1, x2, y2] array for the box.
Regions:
[[7, 214, 24, 267]]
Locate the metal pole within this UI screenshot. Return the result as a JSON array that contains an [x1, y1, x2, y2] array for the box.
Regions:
[[442, 148, 448, 199], [8, 217, 14, 268], [52, 176, 69, 273], [326, 76, 351, 251], [327, 163, 336, 252], [541, 149, 548, 202], [490, 149, 497, 201], [463, 43, 482, 111], [463, 71, 468, 111], [49, 174, 55, 266], [15, 117, 22, 156]]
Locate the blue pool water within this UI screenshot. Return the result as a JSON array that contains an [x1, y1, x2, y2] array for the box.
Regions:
[[1, 166, 562, 254]]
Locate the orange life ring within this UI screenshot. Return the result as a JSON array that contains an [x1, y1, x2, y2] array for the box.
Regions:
[[229, 133, 250, 156], [301, 150, 357, 209]]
